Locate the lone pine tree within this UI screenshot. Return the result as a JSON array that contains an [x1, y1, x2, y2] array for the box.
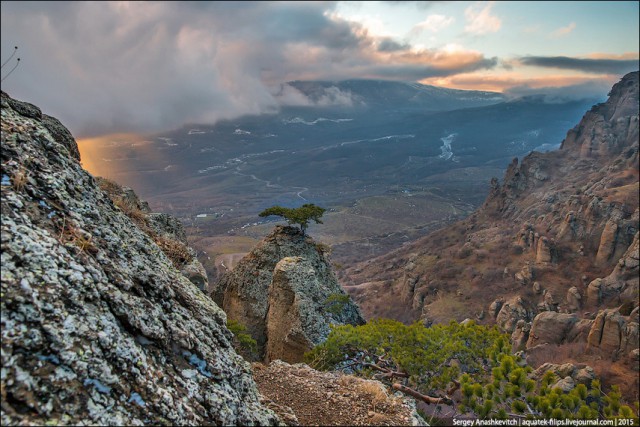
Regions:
[[259, 204, 326, 235]]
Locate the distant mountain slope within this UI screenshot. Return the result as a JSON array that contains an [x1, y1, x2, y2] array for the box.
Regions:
[[343, 71, 639, 396], [286, 79, 505, 111]]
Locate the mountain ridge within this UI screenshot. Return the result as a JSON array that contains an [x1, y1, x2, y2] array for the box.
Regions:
[[342, 71, 639, 395]]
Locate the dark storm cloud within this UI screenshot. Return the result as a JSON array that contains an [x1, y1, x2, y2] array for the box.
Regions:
[[0, 1, 498, 138], [520, 56, 639, 75], [366, 56, 499, 80], [377, 38, 411, 52]]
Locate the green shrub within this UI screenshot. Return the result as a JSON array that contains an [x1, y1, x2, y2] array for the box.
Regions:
[[303, 318, 639, 422], [227, 319, 257, 360], [324, 293, 351, 316]]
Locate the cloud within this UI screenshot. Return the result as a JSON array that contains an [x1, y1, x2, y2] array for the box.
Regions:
[[504, 79, 616, 103], [519, 56, 639, 75], [464, 1, 501, 35], [377, 38, 411, 52], [272, 84, 360, 107], [420, 72, 619, 101], [1, 1, 500, 138], [383, 1, 442, 10], [549, 22, 576, 38], [410, 14, 455, 35]]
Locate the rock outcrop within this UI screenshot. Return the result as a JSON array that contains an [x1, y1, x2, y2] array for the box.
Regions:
[[496, 296, 533, 333], [526, 311, 579, 348], [587, 308, 639, 357], [533, 363, 597, 387], [1, 92, 278, 425], [212, 226, 364, 361], [566, 286, 582, 312]]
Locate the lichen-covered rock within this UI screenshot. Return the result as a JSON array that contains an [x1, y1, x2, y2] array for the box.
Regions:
[[587, 278, 604, 305], [212, 226, 364, 359], [514, 263, 534, 285], [596, 217, 620, 265], [535, 236, 553, 264], [574, 366, 597, 385], [1, 92, 279, 425], [148, 212, 187, 242]]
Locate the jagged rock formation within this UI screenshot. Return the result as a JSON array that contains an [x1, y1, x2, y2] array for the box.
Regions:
[[0, 92, 279, 425], [495, 296, 533, 333], [212, 226, 364, 362], [342, 72, 639, 395], [526, 312, 579, 348], [588, 232, 639, 306], [587, 308, 639, 358], [566, 286, 582, 312]]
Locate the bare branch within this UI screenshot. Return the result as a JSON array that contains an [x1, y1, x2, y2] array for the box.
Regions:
[[392, 383, 453, 405], [1, 46, 18, 69]]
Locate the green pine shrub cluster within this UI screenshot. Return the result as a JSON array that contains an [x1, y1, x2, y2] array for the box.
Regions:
[[304, 319, 639, 422], [227, 319, 258, 361], [259, 204, 326, 234], [460, 359, 637, 421], [324, 293, 351, 316]]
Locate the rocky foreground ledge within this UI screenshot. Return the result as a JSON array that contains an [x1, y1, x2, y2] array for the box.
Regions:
[[1, 91, 280, 425]]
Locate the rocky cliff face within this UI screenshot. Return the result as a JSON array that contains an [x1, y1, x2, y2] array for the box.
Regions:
[[212, 226, 364, 362], [343, 72, 639, 388], [0, 92, 279, 425]]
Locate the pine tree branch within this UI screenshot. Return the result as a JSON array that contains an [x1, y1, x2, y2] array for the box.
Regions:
[[392, 383, 453, 405]]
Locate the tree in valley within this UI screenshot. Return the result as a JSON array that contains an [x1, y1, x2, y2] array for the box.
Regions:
[[259, 203, 326, 235]]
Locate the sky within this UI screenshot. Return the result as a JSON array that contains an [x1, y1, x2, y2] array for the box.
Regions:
[[1, 1, 638, 139]]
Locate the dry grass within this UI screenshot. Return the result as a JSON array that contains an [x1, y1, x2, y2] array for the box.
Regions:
[[57, 216, 98, 255], [95, 176, 121, 196], [153, 234, 193, 268], [11, 167, 28, 192], [355, 379, 389, 408], [314, 241, 332, 256], [97, 177, 150, 230]]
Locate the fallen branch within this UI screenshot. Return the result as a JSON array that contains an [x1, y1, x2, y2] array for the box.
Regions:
[[347, 358, 409, 379], [392, 383, 453, 405]]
